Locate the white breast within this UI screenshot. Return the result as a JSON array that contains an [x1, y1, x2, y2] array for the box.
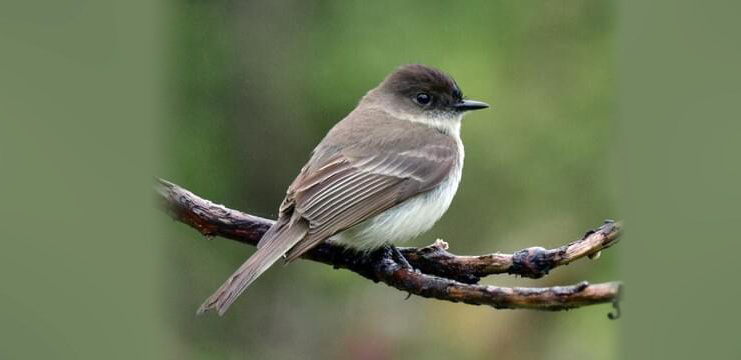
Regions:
[[332, 137, 464, 251]]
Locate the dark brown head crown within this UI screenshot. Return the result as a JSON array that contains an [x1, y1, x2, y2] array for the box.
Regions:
[[381, 64, 464, 111]]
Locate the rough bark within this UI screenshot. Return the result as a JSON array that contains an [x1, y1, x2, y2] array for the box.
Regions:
[[157, 178, 623, 315]]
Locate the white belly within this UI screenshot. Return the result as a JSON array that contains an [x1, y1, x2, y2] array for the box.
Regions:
[[332, 147, 463, 251]]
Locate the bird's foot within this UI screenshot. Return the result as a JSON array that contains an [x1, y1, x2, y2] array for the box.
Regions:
[[385, 244, 414, 271]]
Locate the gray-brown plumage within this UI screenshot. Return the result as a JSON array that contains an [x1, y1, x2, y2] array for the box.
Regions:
[[198, 64, 488, 316]]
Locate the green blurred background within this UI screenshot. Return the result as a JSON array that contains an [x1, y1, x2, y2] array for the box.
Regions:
[[5, 0, 739, 359], [161, 1, 616, 359]]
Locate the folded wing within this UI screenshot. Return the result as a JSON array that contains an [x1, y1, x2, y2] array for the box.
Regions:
[[282, 140, 458, 261]]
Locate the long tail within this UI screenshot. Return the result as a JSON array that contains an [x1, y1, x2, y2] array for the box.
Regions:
[[197, 215, 309, 316]]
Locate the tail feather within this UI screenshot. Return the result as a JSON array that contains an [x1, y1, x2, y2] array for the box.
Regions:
[[197, 216, 309, 316]]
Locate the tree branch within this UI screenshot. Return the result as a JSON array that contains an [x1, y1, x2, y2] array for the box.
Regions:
[[157, 178, 623, 314]]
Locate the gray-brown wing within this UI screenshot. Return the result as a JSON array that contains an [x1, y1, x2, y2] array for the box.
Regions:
[[282, 141, 458, 261]]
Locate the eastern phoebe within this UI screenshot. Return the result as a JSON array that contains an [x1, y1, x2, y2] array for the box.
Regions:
[[198, 64, 489, 315]]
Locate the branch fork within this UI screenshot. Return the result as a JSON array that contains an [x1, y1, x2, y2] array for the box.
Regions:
[[156, 178, 623, 316]]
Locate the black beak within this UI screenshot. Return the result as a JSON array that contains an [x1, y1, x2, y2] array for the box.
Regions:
[[454, 99, 490, 111]]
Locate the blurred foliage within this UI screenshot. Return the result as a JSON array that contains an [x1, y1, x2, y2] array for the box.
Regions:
[[162, 1, 616, 359]]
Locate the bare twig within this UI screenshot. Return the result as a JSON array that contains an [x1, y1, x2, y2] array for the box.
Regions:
[[399, 220, 621, 283], [157, 178, 623, 313]]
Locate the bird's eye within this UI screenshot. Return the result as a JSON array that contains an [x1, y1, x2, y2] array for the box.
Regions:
[[415, 93, 431, 105]]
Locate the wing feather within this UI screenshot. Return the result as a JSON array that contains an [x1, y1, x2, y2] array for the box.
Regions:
[[280, 138, 458, 261]]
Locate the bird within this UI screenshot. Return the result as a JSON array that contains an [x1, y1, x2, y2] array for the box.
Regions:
[[198, 64, 489, 316]]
